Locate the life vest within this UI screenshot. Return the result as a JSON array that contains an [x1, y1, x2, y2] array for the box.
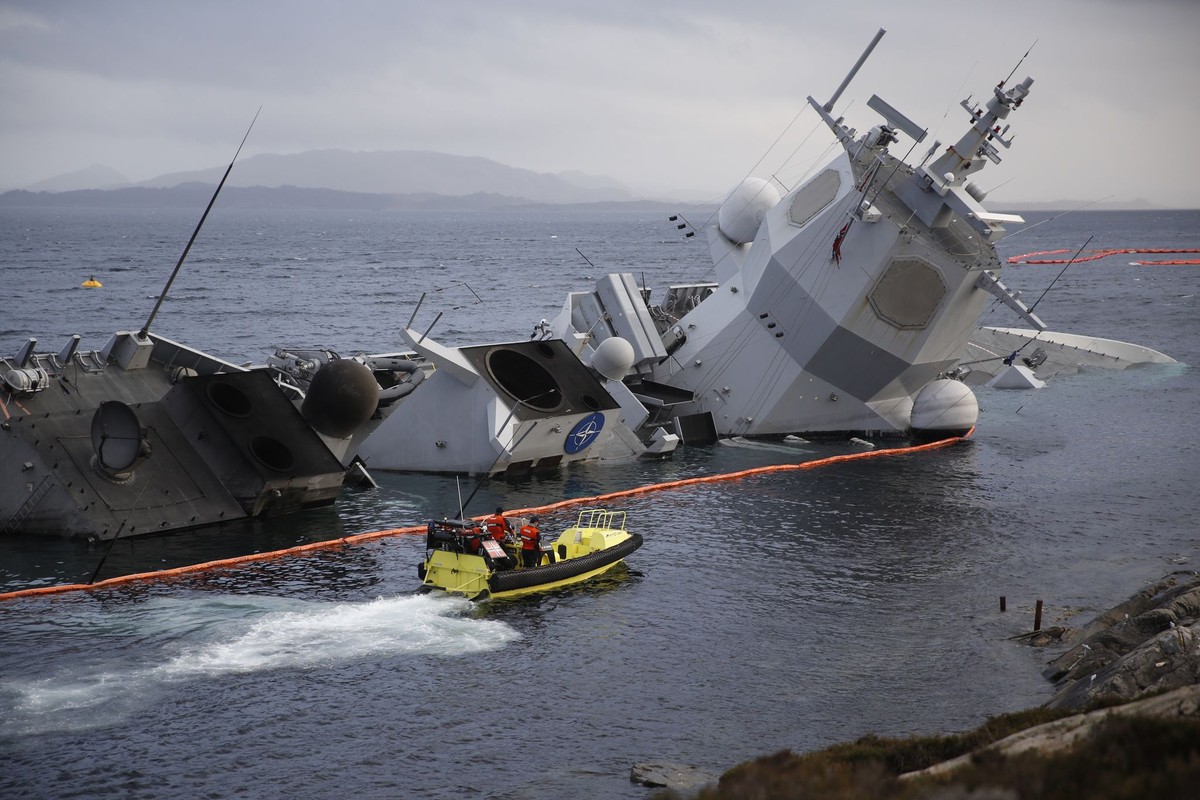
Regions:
[[485, 514, 510, 540], [519, 524, 539, 550]]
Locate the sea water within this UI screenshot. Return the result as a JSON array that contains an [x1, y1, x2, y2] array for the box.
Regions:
[[1, 205, 1198, 799]]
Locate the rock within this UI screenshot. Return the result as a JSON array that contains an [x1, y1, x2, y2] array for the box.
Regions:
[[1040, 571, 1200, 710], [1047, 623, 1200, 709], [630, 761, 718, 791]]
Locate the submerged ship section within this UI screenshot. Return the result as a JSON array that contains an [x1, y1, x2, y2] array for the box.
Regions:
[[348, 330, 660, 476], [1, 332, 352, 540]]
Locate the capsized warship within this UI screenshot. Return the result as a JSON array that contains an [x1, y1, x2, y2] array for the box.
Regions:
[[263, 303, 679, 478], [542, 28, 1173, 444], [0, 330, 386, 541], [0, 138, 383, 541], [2, 300, 671, 542]]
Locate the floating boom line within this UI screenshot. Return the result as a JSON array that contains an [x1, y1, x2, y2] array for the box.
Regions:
[[0, 432, 972, 602], [1008, 248, 1200, 265]]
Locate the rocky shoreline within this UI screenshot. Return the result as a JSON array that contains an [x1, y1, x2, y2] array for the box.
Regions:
[[635, 570, 1200, 798], [1038, 570, 1200, 709]]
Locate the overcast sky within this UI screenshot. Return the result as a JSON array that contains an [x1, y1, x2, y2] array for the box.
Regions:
[[2, 0, 1198, 206]]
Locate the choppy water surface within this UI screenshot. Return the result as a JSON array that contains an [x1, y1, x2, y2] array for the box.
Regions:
[[1, 206, 1198, 799]]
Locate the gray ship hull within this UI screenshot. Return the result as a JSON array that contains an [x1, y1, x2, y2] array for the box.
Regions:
[[2, 332, 347, 541]]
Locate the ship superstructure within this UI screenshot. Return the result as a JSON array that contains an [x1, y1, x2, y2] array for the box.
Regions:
[[547, 29, 1053, 442]]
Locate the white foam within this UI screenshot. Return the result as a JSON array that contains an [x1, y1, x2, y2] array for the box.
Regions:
[[2, 592, 517, 734], [160, 593, 517, 678]]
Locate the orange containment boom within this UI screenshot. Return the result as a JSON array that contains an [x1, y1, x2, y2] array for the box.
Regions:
[[0, 431, 972, 602], [1007, 248, 1200, 265]]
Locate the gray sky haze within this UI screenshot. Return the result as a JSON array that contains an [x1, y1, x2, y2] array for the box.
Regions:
[[2, 0, 1198, 206]]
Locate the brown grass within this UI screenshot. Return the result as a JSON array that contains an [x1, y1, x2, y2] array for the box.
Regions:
[[650, 709, 1200, 800]]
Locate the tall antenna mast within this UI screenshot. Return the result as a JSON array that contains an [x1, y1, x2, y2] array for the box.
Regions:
[[140, 108, 261, 337]]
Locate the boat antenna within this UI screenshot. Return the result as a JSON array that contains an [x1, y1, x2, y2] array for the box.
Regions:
[[139, 108, 262, 338], [87, 474, 156, 584], [459, 281, 484, 305], [87, 520, 128, 584], [456, 387, 558, 516], [1027, 234, 1092, 316], [458, 420, 541, 516], [959, 234, 1096, 370], [1000, 195, 1114, 242], [988, 235, 1093, 367]]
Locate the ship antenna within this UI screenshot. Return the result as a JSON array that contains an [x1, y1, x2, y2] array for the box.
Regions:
[[1001, 39, 1038, 87], [139, 107, 262, 338], [823, 27, 886, 112]]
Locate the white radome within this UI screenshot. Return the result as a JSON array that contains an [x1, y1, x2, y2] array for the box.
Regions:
[[717, 177, 781, 245], [590, 336, 636, 381], [910, 379, 979, 437]]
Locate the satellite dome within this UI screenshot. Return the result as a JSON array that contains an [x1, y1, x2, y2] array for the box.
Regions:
[[717, 177, 781, 245], [590, 336, 635, 381], [910, 379, 979, 441]]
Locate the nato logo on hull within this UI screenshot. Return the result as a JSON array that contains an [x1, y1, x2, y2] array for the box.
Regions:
[[564, 412, 605, 454]]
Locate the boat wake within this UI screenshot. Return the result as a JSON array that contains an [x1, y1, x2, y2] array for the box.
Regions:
[[1, 593, 518, 736]]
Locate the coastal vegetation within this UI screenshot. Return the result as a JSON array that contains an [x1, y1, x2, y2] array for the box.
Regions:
[[651, 572, 1200, 799], [674, 705, 1200, 799]]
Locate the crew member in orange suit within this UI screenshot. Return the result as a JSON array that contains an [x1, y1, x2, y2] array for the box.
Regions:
[[519, 515, 541, 568]]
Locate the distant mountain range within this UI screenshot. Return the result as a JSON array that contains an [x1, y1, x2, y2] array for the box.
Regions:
[[5, 151, 1173, 211], [9, 150, 652, 207], [0, 183, 686, 212]]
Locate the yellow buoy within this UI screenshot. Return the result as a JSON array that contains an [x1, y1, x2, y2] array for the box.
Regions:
[[82, 276, 103, 288]]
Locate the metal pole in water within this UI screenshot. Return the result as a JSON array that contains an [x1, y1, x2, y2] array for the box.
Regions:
[[1034, 598, 1044, 631], [1000, 596, 1007, 612]]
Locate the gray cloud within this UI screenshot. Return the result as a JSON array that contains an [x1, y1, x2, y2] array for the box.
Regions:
[[1, 0, 1197, 206]]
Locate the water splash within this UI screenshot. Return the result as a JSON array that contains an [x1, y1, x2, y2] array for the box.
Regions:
[[1, 593, 517, 735]]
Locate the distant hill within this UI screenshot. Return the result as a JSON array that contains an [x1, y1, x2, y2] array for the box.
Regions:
[[134, 149, 635, 205], [23, 165, 129, 192], [0, 183, 683, 212], [990, 198, 1163, 212]]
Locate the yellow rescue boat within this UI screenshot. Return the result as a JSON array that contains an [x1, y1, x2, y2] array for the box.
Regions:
[[418, 508, 642, 601]]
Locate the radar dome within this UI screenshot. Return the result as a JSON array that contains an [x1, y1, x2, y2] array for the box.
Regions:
[[717, 177, 781, 245], [590, 336, 635, 381], [910, 379, 979, 441], [301, 358, 380, 439]]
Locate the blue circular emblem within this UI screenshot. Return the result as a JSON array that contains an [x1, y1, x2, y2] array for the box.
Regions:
[[564, 412, 605, 455]]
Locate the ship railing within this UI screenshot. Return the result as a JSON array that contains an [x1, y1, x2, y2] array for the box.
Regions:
[[574, 508, 626, 531]]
